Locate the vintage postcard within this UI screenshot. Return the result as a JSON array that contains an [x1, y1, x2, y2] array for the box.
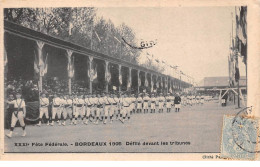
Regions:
[[0, 0, 260, 161]]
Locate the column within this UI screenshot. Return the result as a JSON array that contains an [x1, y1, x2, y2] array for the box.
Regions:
[[150, 74, 153, 93], [66, 50, 73, 95], [105, 60, 109, 93], [119, 64, 122, 92], [137, 70, 140, 94], [36, 41, 45, 92], [144, 72, 147, 88], [160, 76, 163, 92], [89, 56, 94, 94], [166, 76, 168, 94], [180, 74, 182, 91], [128, 67, 132, 91]]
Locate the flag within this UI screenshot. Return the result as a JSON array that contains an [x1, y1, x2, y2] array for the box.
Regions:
[[34, 53, 39, 74], [41, 54, 48, 77], [105, 64, 111, 83], [138, 77, 141, 87], [236, 14, 246, 45], [169, 87, 172, 93], [4, 46, 8, 67], [145, 74, 148, 87], [127, 79, 131, 89], [89, 62, 97, 82], [95, 31, 101, 42], [151, 79, 154, 91], [68, 56, 74, 78], [93, 66, 97, 81], [114, 36, 121, 43], [240, 7, 247, 40], [127, 71, 132, 89], [69, 22, 73, 36], [156, 78, 159, 88], [107, 71, 111, 83], [119, 70, 122, 85]]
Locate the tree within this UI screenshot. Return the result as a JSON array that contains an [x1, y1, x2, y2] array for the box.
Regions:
[[4, 7, 140, 65]]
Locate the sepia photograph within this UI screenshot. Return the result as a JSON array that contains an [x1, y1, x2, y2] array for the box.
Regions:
[[1, 3, 254, 158]]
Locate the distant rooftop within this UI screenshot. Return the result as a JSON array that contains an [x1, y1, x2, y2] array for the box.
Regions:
[[197, 76, 246, 88]]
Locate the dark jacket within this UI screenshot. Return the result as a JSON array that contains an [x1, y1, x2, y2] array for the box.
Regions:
[[174, 96, 181, 104]]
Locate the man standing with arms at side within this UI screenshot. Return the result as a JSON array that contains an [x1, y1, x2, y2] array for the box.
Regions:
[[174, 93, 182, 112], [37, 92, 49, 126]]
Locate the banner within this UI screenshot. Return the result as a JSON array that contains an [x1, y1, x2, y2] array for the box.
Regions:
[[119, 65, 122, 85], [68, 56, 74, 78], [144, 73, 148, 87], [151, 79, 154, 91], [88, 58, 97, 82], [105, 61, 111, 83], [4, 45, 8, 67], [156, 78, 159, 88], [165, 77, 168, 88], [127, 68, 132, 89], [138, 76, 141, 87], [40, 54, 48, 77]]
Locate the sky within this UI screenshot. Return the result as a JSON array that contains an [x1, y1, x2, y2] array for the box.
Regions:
[[96, 7, 246, 83]]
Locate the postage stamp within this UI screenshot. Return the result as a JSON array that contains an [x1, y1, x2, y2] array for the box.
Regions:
[[221, 107, 259, 160]]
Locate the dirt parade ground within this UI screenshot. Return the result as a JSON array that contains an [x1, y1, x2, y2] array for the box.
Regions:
[[4, 101, 241, 153]]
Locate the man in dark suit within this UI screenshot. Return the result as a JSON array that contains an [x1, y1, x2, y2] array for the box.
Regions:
[[174, 93, 181, 112]]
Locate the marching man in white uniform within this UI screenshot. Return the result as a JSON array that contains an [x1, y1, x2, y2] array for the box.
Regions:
[[37, 92, 49, 126], [158, 93, 164, 113], [120, 94, 130, 123], [72, 94, 79, 125], [50, 93, 62, 126], [63, 94, 73, 125], [118, 93, 123, 120], [6, 91, 26, 138], [136, 94, 143, 113], [130, 94, 136, 114], [143, 93, 150, 114], [84, 94, 92, 125], [126, 94, 132, 121], [109, 94, 117, 123], [114, 93, 120, 120], [59, 94, 66, 125], [90, 94, 97, 122], [103, 93, 111, 124], [95, 94, 104, 125], [150, 94, 156, 113], [77, 93, 85, 124]]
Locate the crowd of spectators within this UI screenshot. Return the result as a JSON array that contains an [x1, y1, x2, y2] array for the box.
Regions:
[[42, 77, 89, 95], [5, 77, 39, 102]]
